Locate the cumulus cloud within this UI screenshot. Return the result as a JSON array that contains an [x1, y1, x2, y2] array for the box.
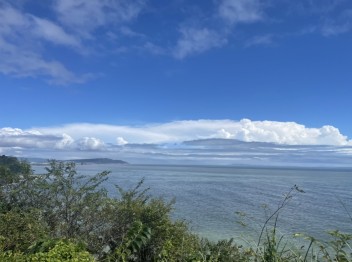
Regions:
[[1, 120, 352, 166], [77, 137, 105, 151], [116, 137, 128, 146], [33, 119, 352, 146], [55, 133, 74, 149], [0, 127, 71, 148]]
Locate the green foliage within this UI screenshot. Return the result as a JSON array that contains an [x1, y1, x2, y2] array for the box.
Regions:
[[0, 240, 95, 261], [0, 155, 33, 212], [28, 240, 96, 261], [195, 238, 250, 262], [295, 230, 352, 262], [103, 178, 201, 261], [2, 160, 110, 242], [0, 209, 47, 252], [326, 230, 352, 261], [0, 250, 27, 262], [0, 155, 29, 175], [0, 158, 111, 256], [38, 160, 110, 240], [109, 220, 151, 261], [0, 158, 202, 261]]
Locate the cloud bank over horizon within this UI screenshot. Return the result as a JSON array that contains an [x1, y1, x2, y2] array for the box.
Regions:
[[1, 119, 352, 167]]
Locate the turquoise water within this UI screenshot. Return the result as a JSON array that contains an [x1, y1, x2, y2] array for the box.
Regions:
[[34, 164, 352, 242]]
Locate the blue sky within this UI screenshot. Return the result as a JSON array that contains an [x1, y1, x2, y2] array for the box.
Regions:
[[1, 0, 352, 165]]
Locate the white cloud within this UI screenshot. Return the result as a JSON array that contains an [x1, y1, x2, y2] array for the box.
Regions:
[[30, 16, 81, 48], [33, 119, 352, 146], [0, 127, 69, 148], [172, 0, 267, 59], [0, 3, 80, 48], [173, 27, 227, 59], [116, 137, 128, 146], [1, 120, 352, 166], [288, 0, 346, 15], [0, 44, 86, 84], [245, 34, 274, 47], [55, 133, 75, 149], [77, 137, 105, 151], [143, 42, 166, 55], [218, 0, 263, 24], [120, 26, 145, 38], [217, 129, 233, 139], [0, 3, 87, 84], [55, 0, 146, 38], [0, 1, 147, 84], [321, 19, 352, 36], [287, 2, 352, 37]]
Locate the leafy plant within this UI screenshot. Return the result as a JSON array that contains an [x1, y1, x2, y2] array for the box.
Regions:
[[109, 221, 151, 261], [0, 209, 47, 252]]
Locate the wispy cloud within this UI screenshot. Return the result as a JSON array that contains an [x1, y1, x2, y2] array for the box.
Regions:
[[173, 27, 227, 59], [218, 0, 264, 24], [285, 1, 352, 37], [119, 26, 146, 38], [0, 40, 88, 84], [172, 0, 266, 58], [287, 0, 346, 15], [0, 2, 88, 84], [321, 21, 351, 36], [245, 34, 274, 47], [30, 16, 81, 48], [0, 0, 351, 83], [0, 0, 147, 84], [54, 0, 146, 38], [320, 10, 352, 36]]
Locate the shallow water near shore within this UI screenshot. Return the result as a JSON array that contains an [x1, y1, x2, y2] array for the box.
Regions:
[[34, 164, 352, 242]]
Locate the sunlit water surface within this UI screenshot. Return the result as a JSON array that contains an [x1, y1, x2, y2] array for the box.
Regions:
[[34, 164, 352, 243]]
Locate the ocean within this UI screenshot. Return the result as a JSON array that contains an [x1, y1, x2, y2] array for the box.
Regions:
[[34, 164, 352, 242]]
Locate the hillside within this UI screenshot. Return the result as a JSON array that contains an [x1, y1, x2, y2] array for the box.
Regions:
[[69, 158, 128, 165]]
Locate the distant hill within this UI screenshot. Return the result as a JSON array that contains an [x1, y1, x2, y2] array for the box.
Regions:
[[68, 158, 128, 165], [19, 157, 128, 165]]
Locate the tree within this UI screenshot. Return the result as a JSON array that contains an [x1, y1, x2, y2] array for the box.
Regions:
[[36, 161, 110, 241], [1, 159, 111, 254]]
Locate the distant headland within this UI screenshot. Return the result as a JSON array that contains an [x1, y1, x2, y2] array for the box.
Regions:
[[68, 158, 128, 165], [21, 157, 128, 165]]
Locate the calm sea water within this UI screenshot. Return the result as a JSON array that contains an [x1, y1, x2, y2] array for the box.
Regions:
[[34, 164, 352, 242]]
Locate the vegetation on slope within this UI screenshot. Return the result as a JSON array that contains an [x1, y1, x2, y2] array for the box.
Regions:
[[0, 155, 350, 261]]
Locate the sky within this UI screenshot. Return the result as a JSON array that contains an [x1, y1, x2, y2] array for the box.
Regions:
[[1, 0, 352, 166]]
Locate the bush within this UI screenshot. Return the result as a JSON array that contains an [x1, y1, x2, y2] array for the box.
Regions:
[[0, 240, 95, 261], [0, 209, 47, 252]]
